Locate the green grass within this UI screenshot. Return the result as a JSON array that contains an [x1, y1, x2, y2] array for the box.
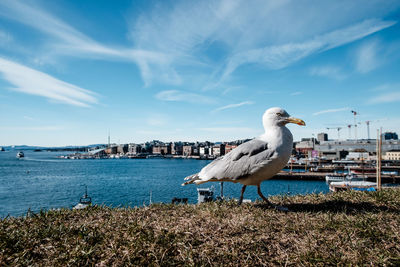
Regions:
[[1, 189, 400, 266]]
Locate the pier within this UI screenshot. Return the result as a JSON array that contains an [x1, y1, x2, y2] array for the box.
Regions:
[[274, 171, 400, 184]]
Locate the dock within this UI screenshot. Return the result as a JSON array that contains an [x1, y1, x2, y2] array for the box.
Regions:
[[273, 171, 400, 184]]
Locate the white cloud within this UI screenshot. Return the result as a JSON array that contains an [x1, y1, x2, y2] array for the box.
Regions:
[[213, 101, 254, 112], [368, 91, 400, 104], [221, 19, 396, 81], [155, 90, 216, 104], [355, 40, 380, 73], [0, 57, 98, 107], [309, 66, 346, 80], [0, 0, 398, 89], [313, 107, 350, 116], [370, 83, 392, 92], [0, 0, 174, 86], [127, 0, 399, 88]]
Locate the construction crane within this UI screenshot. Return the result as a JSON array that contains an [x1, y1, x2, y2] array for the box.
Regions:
[[364, 121, 371, 140], [347, 124, 352, 140], [360, 120, 379, 140], [351, 110, 358, 141], [326, 127, 342, 140]]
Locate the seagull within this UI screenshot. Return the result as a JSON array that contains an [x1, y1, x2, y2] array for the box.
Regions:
[[182, 107, 305, 206]]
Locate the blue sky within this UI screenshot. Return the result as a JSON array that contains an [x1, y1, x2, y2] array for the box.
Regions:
[[1, 0, 400, 146]]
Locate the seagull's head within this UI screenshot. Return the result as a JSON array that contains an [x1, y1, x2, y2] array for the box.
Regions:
[[262, 107, 306, 129]]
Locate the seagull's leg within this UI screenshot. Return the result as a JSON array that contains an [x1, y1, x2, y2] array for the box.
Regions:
[[238, 185, 247, 205], [257, 185, 289, 212], [257, 185, 273, 206]]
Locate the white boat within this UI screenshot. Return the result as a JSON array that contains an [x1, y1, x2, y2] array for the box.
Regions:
[[73, 186, 92, 210], [325, 173, 364, 184], [325, 174, 346, 183], [16, 151, 24, 158], [197, 187, 214, 204], [329, 180, 376, 192]]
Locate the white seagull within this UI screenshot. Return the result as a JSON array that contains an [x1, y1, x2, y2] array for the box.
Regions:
[[182, 107, 305, 206]]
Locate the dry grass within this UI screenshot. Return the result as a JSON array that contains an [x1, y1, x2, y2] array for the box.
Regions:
[[1, 189, 400, 266]]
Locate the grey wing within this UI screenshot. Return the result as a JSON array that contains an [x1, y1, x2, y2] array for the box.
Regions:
[[198, 138, 275, 181]]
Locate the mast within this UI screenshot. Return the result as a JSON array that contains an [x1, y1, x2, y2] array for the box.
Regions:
[[376, 129, 382, 190], [108, 130, 110, 148]]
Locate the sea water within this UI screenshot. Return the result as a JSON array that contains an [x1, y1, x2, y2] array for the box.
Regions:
[[0, 151, 329, 217]]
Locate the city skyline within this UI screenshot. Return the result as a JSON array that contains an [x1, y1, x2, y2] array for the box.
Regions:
[[1, 0, 400, 146]]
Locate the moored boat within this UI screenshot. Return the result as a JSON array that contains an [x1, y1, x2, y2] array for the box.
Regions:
[[329, 180, 377, 192], [73, 186, 92, 210]]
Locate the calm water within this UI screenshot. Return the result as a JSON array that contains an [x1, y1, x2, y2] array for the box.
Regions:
[[0, 151, 329, 217]]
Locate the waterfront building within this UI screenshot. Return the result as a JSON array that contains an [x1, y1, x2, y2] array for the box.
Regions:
[[383, 150, 400, 161], [88, 148, 107, 157], [317, 133, 328, 142], [199, 146, 209, 156], [192, 147, 199, 156], [346, 152, 369, 160], [295, 139, 315, 154], [384, 132, 398, 140], [183, 145, 193, 156], [153, 145, 170, 155], [225, 144, 237, 154], [105, 145, 118, 154], [128, 144, 141, 155], [117, 144, 128, 154], [170, 142, 183, 155], [212, 144, 225, 157]]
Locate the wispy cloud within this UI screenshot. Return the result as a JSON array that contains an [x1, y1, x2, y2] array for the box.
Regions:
[[155, 90, 216, 104], [309, 66, 346, 80], [313, 107, 350, 116], [0, 57, 98, 107], [355, 40, 380, 73], [23, 116, 35, 121], [221, 19, 396, 81], [126, 0, 399, 89], [0, 0, 174, 86], [369, 83, 393, 92], [290, 91, 303, 96], [213, 101, 254, 112], [368, 91, 400, 104], [0, 29, 12, 45], [0, 0, 398, 90], [367, 83, 400, 104]]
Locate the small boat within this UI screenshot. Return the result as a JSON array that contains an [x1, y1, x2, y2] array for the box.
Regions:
[[329, 180, 376, 192], [325, 174, 346, 184], [0, 147, 5, 152], [73, 186, 92, 210], [16, 151, 24, 158], [197, 187, 215, 204], [382, 171, 398, 176]]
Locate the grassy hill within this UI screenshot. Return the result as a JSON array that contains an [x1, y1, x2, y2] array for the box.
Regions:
[[1, 189, 400, 266]]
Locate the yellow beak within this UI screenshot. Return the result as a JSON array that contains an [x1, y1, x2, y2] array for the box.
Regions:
[[285, 117, 306, 126]]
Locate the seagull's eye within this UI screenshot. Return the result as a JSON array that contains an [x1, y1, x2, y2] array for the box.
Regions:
[[276, 112, 282, 116]]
